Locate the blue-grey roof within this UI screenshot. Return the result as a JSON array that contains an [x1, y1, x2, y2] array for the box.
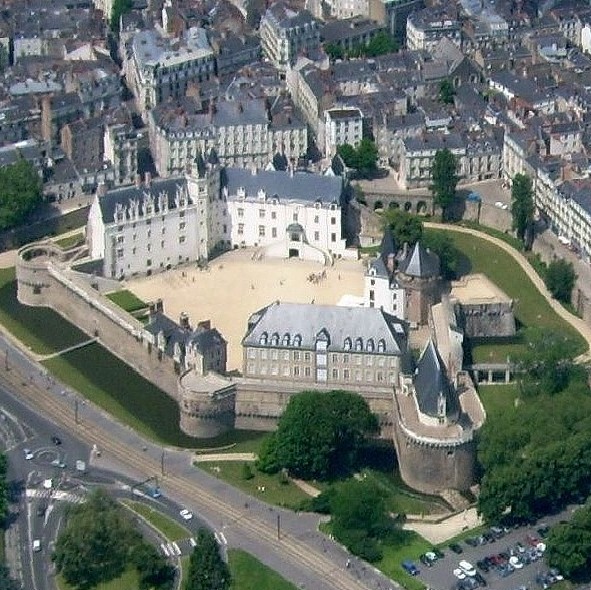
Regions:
[[414, 340, 459, 420], [398, 242, 440, 278], [243, 302, 408, 355], [224, 169, 342, 204]]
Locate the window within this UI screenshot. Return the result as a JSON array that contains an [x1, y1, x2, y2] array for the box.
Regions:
[[161, 240, 166, 248], [271, 350, 278, 360], [162, 227, 166, 235], [377, 371, 384, 382], [366, 339, 375, 353], [314, 231, 319, 241], [293, 335, 302, 347], [283, 366, 290, 376], [293, 351, 300, 361], [271, 333, 279, 346], [344, 337, 351, 351], [238, 223, 244, 235], [271, 365, 279, 375], [378, 339, 385, 353], [283, 350, 289, 361], [293, 213, 298, 222], [271, 211, 277, 219], [259, 225, 265, 237], [331, 233, 336, 242], [179, 211, 185, 218], [331, 217, 336, 225], [332, 368, 338, 379], [343, 369, 350, 380], [304, 367, 311, 377], [272, 227, 277, 238], [147, 259, 152, 266], [294, 366, 300, 376], [355, 369, 362, 382], [147, 244, 151, 252], [261, 349, 268, 360], [117, 236, 124, 244], [238, 208, 244, 217], [355, 338, 363, 351], [332, 353, 338, 363], [116, 249, 124, 258], [304, 352, 311, 362], [343, 354, 349, 363], [179, 222, 186, 230], [282, 334, 290, 346], [259, 333, 268, 345], [259, 209, 266, 218], [247, 363, 255, 375], [248, 349, 256, 359], [314, 215, 319, 223]]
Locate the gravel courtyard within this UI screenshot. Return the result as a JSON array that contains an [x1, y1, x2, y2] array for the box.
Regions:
[[126, 249, 365, 371]]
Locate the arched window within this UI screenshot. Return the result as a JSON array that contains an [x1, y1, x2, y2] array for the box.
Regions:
[[293, 334, 302, 347], [282, 333, 290, 346], [355, 338, 363, 351], [271, 332, 279, 346], [344, 337, 352, 351], [366, 339, 375, 353], [377, 339, 385, 353], [259, 332, 268, 345]]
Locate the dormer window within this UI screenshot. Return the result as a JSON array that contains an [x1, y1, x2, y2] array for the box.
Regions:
[[271, 333, 279, 346], [377, 339, 385, 353], [355, 338, 363, 352], [366, 339, 375, 353], [293, 334, 302, 347], [282, 333, 290, 346], [344, 337, 351, 351], [259, 332, 268, 345], [315, 201, 321, 209]]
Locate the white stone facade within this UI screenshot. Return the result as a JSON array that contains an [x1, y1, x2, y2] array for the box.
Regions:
[[324, 108, 363, 159]]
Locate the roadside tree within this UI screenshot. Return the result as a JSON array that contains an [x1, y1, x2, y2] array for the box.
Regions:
[[256, 390, 378, 479], [510, 174, 534, 248], [185, 528, 231, 590], [430, 149, 459, 221], [545, 258, 577, 304]]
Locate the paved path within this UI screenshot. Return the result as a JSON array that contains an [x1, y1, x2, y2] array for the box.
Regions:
[[426, 222, 591, 357]]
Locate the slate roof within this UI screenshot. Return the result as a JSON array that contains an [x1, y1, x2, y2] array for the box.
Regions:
[[398, 242, 440, 278], [414, 340, 459, 420], [223, 168, 342, 203], [243, 302, 408, 355]]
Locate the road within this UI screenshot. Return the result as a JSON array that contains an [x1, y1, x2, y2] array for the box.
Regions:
[[0, 332, 394, 590]]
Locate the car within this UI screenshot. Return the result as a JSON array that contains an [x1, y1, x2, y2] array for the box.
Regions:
[[509, 555, 524, 569], [431, 547, 445, 559], [459, 560, 477, 577], [419, 554, 434, 568], [474, 572, 487, 587], [453, 568, 466, 580], [449, 543, 463, 554], [458, 577, 479, 590], [36, 502, 47, 517], [549, 568, 564, 581], [401, 560, 419, 576], [51, 436, 62, 445], [526, 534, 540, 547], [465, 537, 479, 547], [32, 539, 41, 552], [24, 449, 34, 460], [179, 509, 193, 521], [476, 560, 489, 573]]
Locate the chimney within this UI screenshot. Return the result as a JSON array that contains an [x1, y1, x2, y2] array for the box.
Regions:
[[179, 312, 190, 330], [145, 171, 152, 187], [197, 319, 211, 331], [135, 174, 142, 187]]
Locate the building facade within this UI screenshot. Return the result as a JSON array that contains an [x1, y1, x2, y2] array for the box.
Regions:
[[406, 9, 461, 52], [324, 107, 363, 159]]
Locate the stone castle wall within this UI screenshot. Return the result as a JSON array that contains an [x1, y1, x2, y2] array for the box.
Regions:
[[456, 301, 516, 338]]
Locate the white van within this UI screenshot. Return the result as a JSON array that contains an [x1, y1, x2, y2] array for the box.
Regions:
[[32, 539, 41, 552]]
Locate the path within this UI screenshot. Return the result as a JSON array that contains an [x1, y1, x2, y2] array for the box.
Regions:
[[404, 508, 482, 544], [426, 222, 591, 359], [193, 452, 256, 462], [291, 479, 322, 498], [38, 338, 98, 361]]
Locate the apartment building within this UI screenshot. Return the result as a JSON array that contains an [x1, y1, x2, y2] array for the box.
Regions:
[[260, 3, 321, 71], [323, 107, 363, 159], [104, 122, 139, 187], [242, 301, 409, 386], [124, 27, 215, 119], [406, 9, 461, 52]]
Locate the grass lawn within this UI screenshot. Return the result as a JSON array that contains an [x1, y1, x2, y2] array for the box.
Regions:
[[42, 342, 262, 449], [0, 268, 88, 355], [228, 549, 298, 590], [199, 461, 311, 509], [122, 501, 190, 542], [426, 229, 588, 359], [361, 469, 449, 515], [57, 568, 139, 590], [377, 530, 431, 590], [477, 384, 520, 419], [54, 232, 84, 249], [106, 290, 148, 313]]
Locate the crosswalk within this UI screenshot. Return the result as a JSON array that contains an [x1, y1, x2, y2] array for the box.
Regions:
[[25, 488, 85, 504], [160, 531, 227, 558]]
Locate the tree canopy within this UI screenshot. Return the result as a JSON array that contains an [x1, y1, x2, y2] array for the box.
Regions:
[[547, 503, 591, 579], [383, 209, 423, 246], [324, 32, 398, 61], [422, 230, 460, 280], [0, 160, 43, 231], [110, 0, 133, 31], [337, 140, 379, 177], [545, 258, 577, 304], [0, 453, 8, 527], [53, 489, 174, 590], [430, 149, 459, 221], [438, 79, 456, 104], [185, 529, 231, 590], [256, 390, 378, 479], [510, 174, 534, 248]]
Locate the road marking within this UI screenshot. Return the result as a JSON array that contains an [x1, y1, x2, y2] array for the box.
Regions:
[[189, 537, 197, 547], [219, 532, 227, 545], [214, 532, 221, 544], [161, 543, 170, 557], [172, 542, 181, 556]]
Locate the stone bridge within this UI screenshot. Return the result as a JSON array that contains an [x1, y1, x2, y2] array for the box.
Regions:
[[362, 191, 434, 215]]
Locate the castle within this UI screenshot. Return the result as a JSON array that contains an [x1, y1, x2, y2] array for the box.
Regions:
[[15, 160, 518, 494]]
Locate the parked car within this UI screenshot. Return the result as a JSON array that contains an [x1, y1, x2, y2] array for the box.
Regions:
[[32, 539, 41, 552], [51, 435, 62, 446], [459, 560, 477, 577], [24, 449, 34, 460], [453, 568, 466, 580], [179, 509, 193, 521], [401, 560, 419, 576], [449, 543, 463, 554], [509, 555, 524, 569], [419, 554, 434, 568], [476, 559, 489, 573], [431, 547, 445, 559], [474, 572, 487, 587], [465, 537, 479, 547]]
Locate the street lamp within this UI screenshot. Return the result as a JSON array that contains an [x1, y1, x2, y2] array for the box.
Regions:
[[161, 449, 165, 477]]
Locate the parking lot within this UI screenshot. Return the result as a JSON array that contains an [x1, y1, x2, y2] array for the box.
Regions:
[[414, 510, 576, 590]]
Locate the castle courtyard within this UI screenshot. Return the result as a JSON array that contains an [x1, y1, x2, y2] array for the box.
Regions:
[[126, 249, 365, 371]]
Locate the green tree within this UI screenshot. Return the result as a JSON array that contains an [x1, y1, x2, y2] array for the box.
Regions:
[[131, 542, 175, 590], [545, 258, 577, 304], [547, 503, 591, 579], [510, 174, 534, 247], [110, 0, 133, 31], [0, 159, 43, 230], [324, 43, 344, 60], [365, 32, 398, 57], [516, 328, 580, 397], [0, 565, 20, 590], [256, 390, 378, 479], [53, 490, 141, 590], [422, 231, 459, 279], [185, 529, 231, 590], [430, 149, 459, 221], [438, 79, 456, 104], [336, 143, 357, 168], [337, 140, 378, 178], [383, 209, 423, 246]]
